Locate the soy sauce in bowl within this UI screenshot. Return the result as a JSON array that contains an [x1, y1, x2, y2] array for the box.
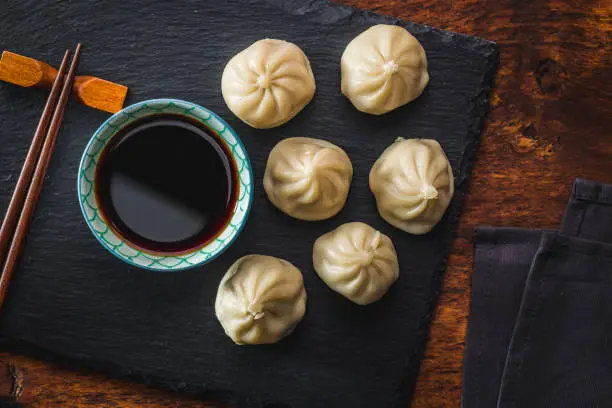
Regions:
[[95, 114, 238, 254]]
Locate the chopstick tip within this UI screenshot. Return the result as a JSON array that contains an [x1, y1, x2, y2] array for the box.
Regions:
[[71, 44, 83, 63]]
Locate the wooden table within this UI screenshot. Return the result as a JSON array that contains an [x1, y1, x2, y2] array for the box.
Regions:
[[0, 0, 610, 406]]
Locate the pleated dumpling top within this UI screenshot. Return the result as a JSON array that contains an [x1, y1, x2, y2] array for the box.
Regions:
[[222, 39, 316, 129], [341, 25, 428, 115], [215, 255, 307, 345], [313, 222, 399, 305], [369, 138, 454, 234], [264, 137, 353, 221]]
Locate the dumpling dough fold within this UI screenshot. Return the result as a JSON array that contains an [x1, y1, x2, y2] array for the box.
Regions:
[[313, 222, 399, 305], [369, 138, 454, 234], [222, 39, 316, 129], [341, 24, 429, 115], [264, 137, 353, 221], [215, 255, 307, 345]]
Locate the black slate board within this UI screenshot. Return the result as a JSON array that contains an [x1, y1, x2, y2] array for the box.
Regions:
[[0, 1, 498, 407]]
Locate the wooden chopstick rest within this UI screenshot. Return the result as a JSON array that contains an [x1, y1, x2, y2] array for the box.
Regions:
[[0, 50, 127, 113]]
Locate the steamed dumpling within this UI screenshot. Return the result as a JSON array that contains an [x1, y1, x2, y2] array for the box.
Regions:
[[369, 138, 454, 234], [215, 255, 307, 345], [264, 137, 353, 221], [313, 222, 399, 305], [341, 25, 428, 115], [221, 39, 316, 129]]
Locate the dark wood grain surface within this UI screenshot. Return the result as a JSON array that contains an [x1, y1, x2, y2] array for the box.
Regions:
[[0, 0, 610, 406]]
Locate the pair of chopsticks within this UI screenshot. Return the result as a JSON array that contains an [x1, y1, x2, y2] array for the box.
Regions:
[[0, 44, 82, 310]]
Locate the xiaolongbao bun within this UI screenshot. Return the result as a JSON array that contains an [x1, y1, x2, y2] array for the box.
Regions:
[[341, 25, 428, 115], [264, 137, 353, 221], [221, 39, 316, 129], [313, 222, 399, 305], [215, 255, 307, 345], [369, 138, 454, 235]]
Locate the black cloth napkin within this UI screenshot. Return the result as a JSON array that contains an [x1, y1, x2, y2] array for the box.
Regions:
[[463, 227, 543, 408], [498, 232, 612, 407], [463, 179, 612, 408], [0, 1, 498, 407]]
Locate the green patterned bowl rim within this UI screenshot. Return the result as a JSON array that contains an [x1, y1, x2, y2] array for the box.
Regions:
[[77, 98, 253, 272]]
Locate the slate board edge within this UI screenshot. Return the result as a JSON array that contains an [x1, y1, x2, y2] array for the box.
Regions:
[[267, 0, 498, 51], [0, 338, 250, 407], [0, 1, 500, 407], [393, 45, 500, 408]]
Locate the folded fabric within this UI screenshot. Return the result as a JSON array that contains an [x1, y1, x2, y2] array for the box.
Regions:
[[497, 232, 612, 407], [463, 179, 612, 408], [462, 227, 543, 408]]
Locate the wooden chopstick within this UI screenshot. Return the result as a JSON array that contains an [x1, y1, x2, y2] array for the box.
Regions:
[[0, 50, 71, 264], [0, 43, 82, 308]]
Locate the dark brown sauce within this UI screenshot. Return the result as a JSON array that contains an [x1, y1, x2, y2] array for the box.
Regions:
[[95, 114, 238, 254]]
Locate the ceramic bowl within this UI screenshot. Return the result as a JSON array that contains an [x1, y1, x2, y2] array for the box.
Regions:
[[77, 99, 253, 271]]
